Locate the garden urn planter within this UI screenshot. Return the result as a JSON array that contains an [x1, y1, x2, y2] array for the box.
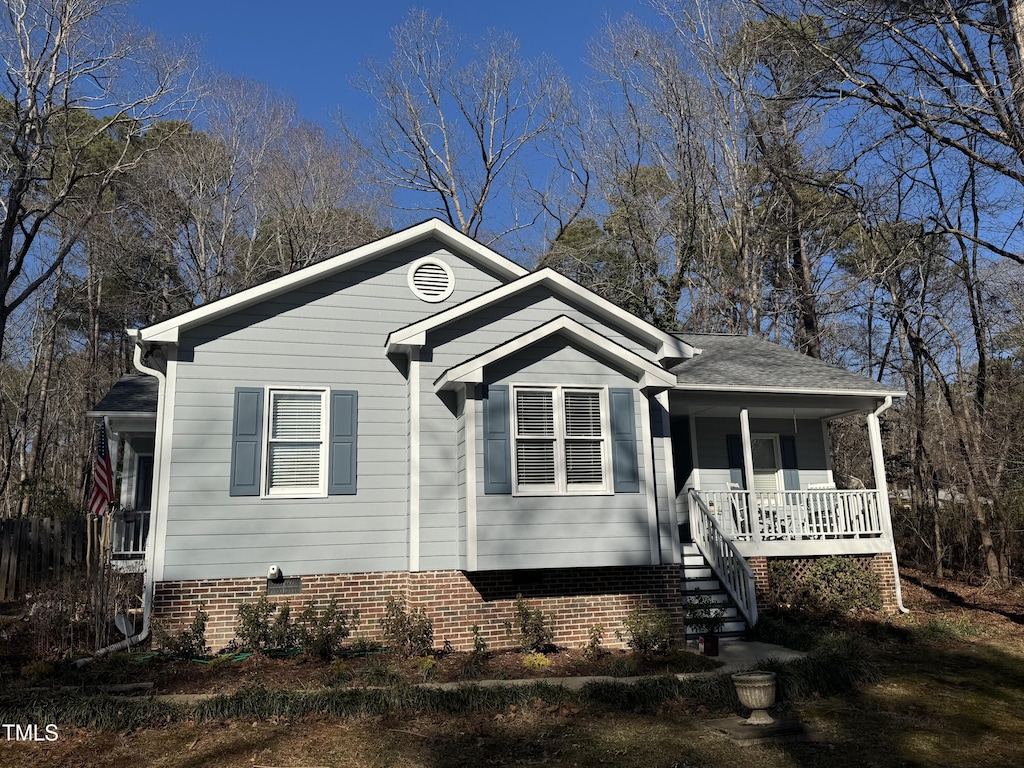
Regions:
[[731, 671, 777, 725]]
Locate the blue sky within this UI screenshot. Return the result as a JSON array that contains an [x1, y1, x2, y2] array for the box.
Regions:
[[132, 0, 654, 126]]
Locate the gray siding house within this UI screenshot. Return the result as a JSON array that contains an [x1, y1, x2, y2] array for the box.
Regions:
[[89, 219, 906, 651]]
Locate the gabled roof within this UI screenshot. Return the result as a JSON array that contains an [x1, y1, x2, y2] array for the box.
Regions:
[[389, 268, 693, 362], [86, 374, 159, 417], [671, 333, 906, 397], [434, 316, 678, 392], [137, 219, 529, 344]]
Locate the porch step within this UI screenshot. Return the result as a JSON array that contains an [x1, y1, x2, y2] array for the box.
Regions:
[[680, 543, 749, 640]]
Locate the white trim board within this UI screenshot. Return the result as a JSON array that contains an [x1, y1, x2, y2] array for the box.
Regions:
[[387, 268, 693, 362], [433, 315, 677, 392], [138, 219, 529, 344]]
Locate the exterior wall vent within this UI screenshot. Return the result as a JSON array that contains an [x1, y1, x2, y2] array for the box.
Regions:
[[408, 257, 455, 303]]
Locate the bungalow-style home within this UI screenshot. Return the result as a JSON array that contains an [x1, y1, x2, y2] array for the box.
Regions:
[[88, 219, 906, 652]]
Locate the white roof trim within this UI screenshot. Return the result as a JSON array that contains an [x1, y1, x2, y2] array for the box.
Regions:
[[433, 315, 678, 392], [388, 268, 693, 362], [672, 383, 907, 398], [137, 219, 529, 344]]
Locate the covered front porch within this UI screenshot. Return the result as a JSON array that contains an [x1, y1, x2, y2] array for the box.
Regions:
[[86, 374, 159, 570], [666, 380, 902, 626], [669, 385, 897, 548]]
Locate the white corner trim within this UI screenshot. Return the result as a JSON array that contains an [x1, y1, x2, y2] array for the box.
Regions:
[[151, 357, 177, 582], [464, 388, 478, 571], [386, 268, 692, 361], [433, 316, 677, 392], [639, 394, 660, 565], [140, 219, 527, 343], [657, 391, 681, 565], [409, 349, 421, 572]]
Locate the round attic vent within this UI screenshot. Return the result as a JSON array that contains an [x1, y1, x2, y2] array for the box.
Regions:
[[408, 257, 455, 302]]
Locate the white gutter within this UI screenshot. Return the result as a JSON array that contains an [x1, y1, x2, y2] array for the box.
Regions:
[[92, 332, 165, 657], [869, 396, 909, 614]]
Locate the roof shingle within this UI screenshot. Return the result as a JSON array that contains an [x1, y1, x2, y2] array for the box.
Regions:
[[89, 374, 159, 414], [670, 333, 903, 395]]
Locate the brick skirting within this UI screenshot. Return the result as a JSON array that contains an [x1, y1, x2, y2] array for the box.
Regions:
[[152, 565, 684, 653]]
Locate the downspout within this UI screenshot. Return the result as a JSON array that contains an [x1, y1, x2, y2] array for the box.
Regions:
[[869, 396, 909, 614], [92, 331, 166, 657]]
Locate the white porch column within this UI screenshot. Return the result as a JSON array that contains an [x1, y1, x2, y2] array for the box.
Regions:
[[867, 397, 907, 612], [739, 408, 759, 542], [739, 408, 756, 493], [866, 408, 891, 534]]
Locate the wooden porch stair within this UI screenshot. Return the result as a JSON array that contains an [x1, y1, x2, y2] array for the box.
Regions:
[[680, 542, 749, 639]]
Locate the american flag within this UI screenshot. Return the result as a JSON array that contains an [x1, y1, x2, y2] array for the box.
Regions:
[[89, 422, 114, 516]]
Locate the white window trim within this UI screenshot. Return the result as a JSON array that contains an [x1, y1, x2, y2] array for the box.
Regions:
[[510, 384, 613, 496], [261, 386, 330, 499], [750, 432, 783, 493]]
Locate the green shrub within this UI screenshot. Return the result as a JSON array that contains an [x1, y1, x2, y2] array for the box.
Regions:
[[506, 594, 554, 652], [234, 598, 280, 653], [616, 604, 672, 655], [806, 556, 882, 612], [157, 604, 209, 659], [379, 596, 433, 657], [768, 557, 882, 615], [585, 624, 606, 661], [20, 660, 55, 684], [295, 599, 356, 660], [471, 624, 488, 656], [684, 591, 726, 636]]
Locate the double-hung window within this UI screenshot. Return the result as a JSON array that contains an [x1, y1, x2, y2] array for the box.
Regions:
[[265, 388, 329, 497], [512, 385, 610, 494]]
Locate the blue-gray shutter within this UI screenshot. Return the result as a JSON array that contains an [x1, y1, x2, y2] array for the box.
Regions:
[[328, 390, 358, 495], [726, 434, 746, 489], [230, 387, 264, 496], [482, 385, 511, 494], [609, 388, 640, 493], [780, 435, 799, 490]]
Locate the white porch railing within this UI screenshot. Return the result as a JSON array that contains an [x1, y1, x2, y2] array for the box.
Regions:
[[111, 510, 150, 558], [692, 489, 884, 542], [687, 490, 759, 627]]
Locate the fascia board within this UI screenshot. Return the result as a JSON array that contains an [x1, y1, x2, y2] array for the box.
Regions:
[[434, 316, 677, 392], [138, 219, 526, 342], [389, 268, 692, 361]]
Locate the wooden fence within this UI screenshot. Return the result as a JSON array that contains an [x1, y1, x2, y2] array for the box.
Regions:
[[0, 517, 95, 601]]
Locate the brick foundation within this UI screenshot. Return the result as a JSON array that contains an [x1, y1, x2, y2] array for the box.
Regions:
[[152, 565, 684, 652]]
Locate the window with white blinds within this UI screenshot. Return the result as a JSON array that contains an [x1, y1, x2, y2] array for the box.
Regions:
[[265, 389, 328, 496], [512, 386, 610, 494]]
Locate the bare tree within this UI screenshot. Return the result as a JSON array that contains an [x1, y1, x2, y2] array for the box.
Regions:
[[251, 120, 383, 281], [0, 0, 194, 359], [349, 10, 568, 241]]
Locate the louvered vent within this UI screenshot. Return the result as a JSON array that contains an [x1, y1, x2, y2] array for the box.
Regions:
[[408, 258, 455, 302]]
